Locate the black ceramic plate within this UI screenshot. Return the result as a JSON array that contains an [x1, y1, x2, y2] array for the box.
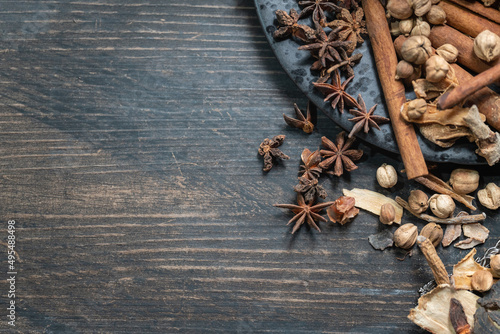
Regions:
[[255, 0, 485, 164]]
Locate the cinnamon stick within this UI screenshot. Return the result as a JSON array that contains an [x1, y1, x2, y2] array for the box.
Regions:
[[438, 63, 500, 110], [438, 1, 500, 38], [394, 35, 500, 132], [362, 0, 428, 180], [428, 25, 499, 79], [444, 0, 500, 25]]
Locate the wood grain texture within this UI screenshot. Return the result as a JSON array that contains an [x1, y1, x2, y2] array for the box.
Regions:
[[0, 1, 497, 333]]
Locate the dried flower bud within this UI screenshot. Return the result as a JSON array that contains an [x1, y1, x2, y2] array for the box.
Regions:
[[477, 182, 500, 210], [412, 0, 432, 17], [394, 223, 418, 249], [406, 98, 428, 120], [490, 254, 500, 276], [395, 60, 414, 80], [425, 55, 449, 83], [420, 223, 443, 247], [429, 194, 455, 218], [399, 18, 414, 36], [449, 168, 479, 195], [409, 189, 429, 213], [380, 203, 397, 225], [387, 0, 413, 19], [376, 163, 398, 188], [471, 270, 494, 292], [426, 5, 446, 25], [411, 19, 431, 37], [401, 36, 433, 65], [436, 44, 458, 63], [474, 30, 500, 62]]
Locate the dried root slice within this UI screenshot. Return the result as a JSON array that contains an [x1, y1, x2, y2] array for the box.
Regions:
[[401, 103, 484, 127], [343, 188, 403, 224], [453, 249, 485, 290], [408, 285, 479, 334], [464, 105, 500, 166], [418, 123, 475, 148], [454, 223, 490, 250], [442, 223, 461, 247]]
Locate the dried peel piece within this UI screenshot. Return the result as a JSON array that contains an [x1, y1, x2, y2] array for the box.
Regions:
[[408, 284, 479, 334], [455, 238, 484, 250], [368, 230, 394, 250], [452, 249, 485, 290], [442, 223, 462, 247], [463, 223, 490, 243], [342, 188, 403, 224]]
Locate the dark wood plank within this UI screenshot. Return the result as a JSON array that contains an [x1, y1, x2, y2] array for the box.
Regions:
[[0, 0, 497, 333]]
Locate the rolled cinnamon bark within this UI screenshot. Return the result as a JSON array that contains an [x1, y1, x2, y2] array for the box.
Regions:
[[438, 1, 500, 37], [444, 0, 500, 25], [363, 0, 428, 180]]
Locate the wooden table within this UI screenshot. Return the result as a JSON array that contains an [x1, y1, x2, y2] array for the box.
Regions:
[[0, 1, 498, 332]]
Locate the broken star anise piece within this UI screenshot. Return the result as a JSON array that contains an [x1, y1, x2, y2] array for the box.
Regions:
[[274, 193, 335, 234], [298, 26, 351, 68], [298, 0, 339, 26], [299, 148, 322, 180], [348, 94, 390, 138], [326, 195, 359, 225], [294, 177, 327, 202], [258, 135, 290, 172], [313, 69, 358, 113], [273, 9, 316, 42], [319, 131, 363, 176], [326, 48, 362, 78], [327, 7, 367, 54], [283, 101, 317, 134]]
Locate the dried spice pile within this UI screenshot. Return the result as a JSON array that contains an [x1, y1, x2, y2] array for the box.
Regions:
[[261, 0, 500, 332]]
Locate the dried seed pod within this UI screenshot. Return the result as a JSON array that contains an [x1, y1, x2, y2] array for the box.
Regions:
[[477, 182, 500, 210], [425, 5, 446, 25], [395, 60, 415, 80], [436, 44, 458, 63], [411, 19, 430, 37], [406, 98, 428, 120], [429, 194, 455, 218], [380, 203, 397, 225], [387, 0, 413, 19], [490, 254, 500, 276], [409, 189, 429, 213], [399, 18, 414, 37], [425, 55, 449, 83], [420, 223, 443, 247], [393, 223, 418, 249], [412, 0, 432, 17], [471, 270, 494, 292], [376, 163, 398, 188], [449, 169, 479, 195], [401, 36, 433, 65], [474, 30, 500, 62]]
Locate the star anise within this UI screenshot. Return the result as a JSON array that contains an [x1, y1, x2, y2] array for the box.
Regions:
[[338, 0, 360, 9], [319, 132, 363, 176], [298, 0, 339, 26], [313, 69, 358, 113], [326, 7, 367, 54], [283, 101, 317, 134], [294, 177, 327, 202], [273, 9, 316, 42], [258, 135, 290, 172], [274, 193, 335, 234], [299, 148, 322, 179], [298, 26, 351, 68], [326, 48, 362, 78], [348, 94, 390, 138]]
